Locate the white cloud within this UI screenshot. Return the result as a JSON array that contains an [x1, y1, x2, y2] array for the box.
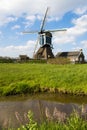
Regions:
[[0, 40, 37, 58], [0, 31, 2, 35], [53, 34, 75, 45], [0, 31, 3, 40], [72, 15, 87, 27], [72, 46, 82, 51], [26, 15, 36, 21], [23, 15, 36, 29], [0, 0, 87, 26], [74, 7, 87, 15], [68, 15, 87, 36], [52, 14, 87, 47], [81, 40, 87, 48], [0, 16, 17, 26], [11, 25, 20, 30]]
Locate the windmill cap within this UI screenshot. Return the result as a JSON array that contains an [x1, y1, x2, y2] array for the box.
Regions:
[[45, 31, 52, 37]]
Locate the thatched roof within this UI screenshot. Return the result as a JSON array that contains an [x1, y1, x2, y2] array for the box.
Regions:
[[19, 55, 30, 60], [56, 50, 84, 58]]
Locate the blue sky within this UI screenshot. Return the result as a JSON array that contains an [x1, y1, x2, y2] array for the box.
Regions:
[[0, 0, 87, 59]]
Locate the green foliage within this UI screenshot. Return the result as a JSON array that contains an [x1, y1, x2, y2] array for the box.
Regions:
[[18, 111, 38, 130], [0, 58, 14, 63], [2, 81, 41, 96], [0, 63, 87, 96], [64, 111, 87, 130], [7, 111, 87, 130], [47, 58, 70, 64]]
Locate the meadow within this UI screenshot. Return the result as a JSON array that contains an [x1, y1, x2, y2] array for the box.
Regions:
[[0, 63, 87, 96]]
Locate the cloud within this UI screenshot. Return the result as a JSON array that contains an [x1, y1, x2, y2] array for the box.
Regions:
[[11, 25, 20, 30], [0, 31, 2, 35], [0, 16, 17, 26], [0, 40, 37, 58], [0, 0, 87, 26], [0, 31, 3, 40], [70, 15, 87, 35], [81, 40, 87, 48], [23, 15, 37, 29], [53, 33, 75, 45], [52, 13, 87, 47], [26, 15, 36, 21], [74, 7, 87, 15]]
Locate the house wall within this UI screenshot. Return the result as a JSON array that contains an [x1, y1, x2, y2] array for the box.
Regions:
[[69, 56, 78, 62], [69, 55, 84, 63], [78, 55, 85, 63]]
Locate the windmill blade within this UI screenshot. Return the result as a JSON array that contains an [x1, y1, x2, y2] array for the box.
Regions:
[[40, 7, 49, 32], [22, 31, 38, 34], [45, 29, 67, 33], [33, 35, 40, 57]]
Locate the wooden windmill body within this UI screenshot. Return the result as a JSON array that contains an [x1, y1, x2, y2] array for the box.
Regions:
[[23, 8, 66, 59], [34, 31, 54, 59]]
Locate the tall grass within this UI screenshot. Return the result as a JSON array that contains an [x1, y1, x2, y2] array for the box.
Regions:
[[0, 63, 87, 96], [7, 110, 87, 130]]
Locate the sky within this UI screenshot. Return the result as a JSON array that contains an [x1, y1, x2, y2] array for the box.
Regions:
[[0, 0, 87, 59]]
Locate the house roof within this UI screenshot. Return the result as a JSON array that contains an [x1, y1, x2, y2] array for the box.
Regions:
[[56, 50, 84, 58], [19, 55, 30, 59]]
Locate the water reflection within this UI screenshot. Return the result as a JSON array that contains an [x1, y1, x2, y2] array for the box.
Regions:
[[0, 94, 87, 129]]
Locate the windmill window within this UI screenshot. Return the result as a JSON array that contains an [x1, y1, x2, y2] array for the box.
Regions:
[[46, 36, 51, 44], [40, 36, 44, 45]]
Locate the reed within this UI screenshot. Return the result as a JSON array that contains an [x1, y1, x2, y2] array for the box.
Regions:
[[7, 110, 87, 130]]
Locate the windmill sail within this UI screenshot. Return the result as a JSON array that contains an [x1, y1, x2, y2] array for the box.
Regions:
[[45, 29, 67, 32], [22, 30, 38, 34], [40, 7, 49, 32], [33, 35, 40, 56]]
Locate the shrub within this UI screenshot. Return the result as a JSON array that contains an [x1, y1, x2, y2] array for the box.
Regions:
[[47, 58, 70, 64]]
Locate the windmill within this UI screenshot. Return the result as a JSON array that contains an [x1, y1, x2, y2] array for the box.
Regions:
[[23, 7, 66, 59]]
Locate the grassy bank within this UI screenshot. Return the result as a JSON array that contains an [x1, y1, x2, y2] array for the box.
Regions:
[[0, 63, 87, 96]]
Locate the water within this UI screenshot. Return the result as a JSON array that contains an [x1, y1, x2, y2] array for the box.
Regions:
[[0, 93, 87, 129]]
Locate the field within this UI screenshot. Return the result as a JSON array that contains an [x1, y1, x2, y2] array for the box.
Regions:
[[0, 63, 87, 96]]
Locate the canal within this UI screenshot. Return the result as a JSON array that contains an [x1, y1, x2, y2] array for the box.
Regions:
[[0, 93, 87, 129]]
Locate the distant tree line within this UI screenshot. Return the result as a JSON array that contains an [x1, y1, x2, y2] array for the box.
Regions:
[[0, 56, 86, 64], [0, 57, 15, 63], [0, 56, 47, 63]]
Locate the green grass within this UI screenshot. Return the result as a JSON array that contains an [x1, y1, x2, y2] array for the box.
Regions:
[[0, 63, 87, 96]]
